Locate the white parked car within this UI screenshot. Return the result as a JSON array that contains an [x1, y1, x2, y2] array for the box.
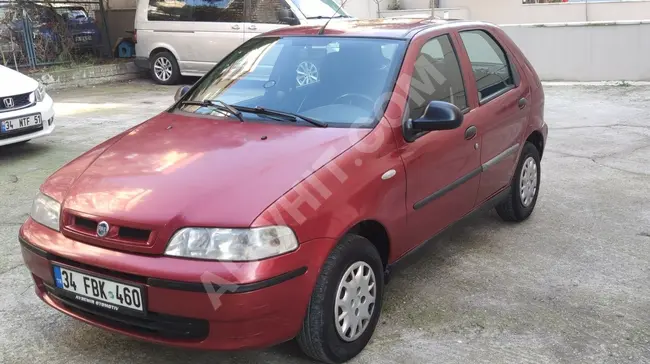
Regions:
[[0, 65, 55, 147]]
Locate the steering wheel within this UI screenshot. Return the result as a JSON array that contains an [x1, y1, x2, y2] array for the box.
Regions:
[[334, 93, 375, 110]]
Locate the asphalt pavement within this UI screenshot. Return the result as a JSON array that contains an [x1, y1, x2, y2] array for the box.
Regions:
[[0, 80, 649, 364]]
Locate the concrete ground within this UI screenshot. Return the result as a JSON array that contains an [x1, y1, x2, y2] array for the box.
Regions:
[[1, 80, 649, 364]]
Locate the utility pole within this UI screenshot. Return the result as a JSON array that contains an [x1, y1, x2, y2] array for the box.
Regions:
[[431, 0, 435, 18]]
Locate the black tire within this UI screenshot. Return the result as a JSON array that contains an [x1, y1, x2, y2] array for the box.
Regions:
[[297, 234, 384, 364], [496, 141, 541, 222], [150, 51, 180, 85]]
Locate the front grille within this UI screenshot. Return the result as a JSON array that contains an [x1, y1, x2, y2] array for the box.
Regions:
[[0, 92, 33, 112], [46, 286, 209, 341], [67, 214, 152, 245]]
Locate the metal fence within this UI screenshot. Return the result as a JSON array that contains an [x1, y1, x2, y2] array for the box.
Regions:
[[0, 0, 111, 69]]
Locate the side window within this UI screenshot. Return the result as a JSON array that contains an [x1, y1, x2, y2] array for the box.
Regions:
[[148, 0, 245, 22], [459, 30, 515, 102], [250, 0, 292, 24], [190, 0, 245, 22], [407, 34, 467, 121], [148, 0, 191, 21]]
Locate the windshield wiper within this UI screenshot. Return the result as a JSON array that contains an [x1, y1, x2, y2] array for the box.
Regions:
[[235, 106, 328, 128], [179, 99, 244, 122]]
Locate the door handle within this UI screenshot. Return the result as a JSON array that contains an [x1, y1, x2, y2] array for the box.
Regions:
[[464, 125, 477, 140], [231, 24, 240, 30], [518, 97, 528, 109], [248, 25, 257, 30]]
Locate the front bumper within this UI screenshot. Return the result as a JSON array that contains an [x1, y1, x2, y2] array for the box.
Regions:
[[19, 218, 337, 350], [0, 94, 55, 147]]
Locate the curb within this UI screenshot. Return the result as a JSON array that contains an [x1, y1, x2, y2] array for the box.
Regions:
[[31, 61, 146, 91]]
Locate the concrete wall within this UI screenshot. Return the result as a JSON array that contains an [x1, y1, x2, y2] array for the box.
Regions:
[[502, 21, 650, 81], [380, 7, 469, 19], [440, 0, 650, 24], [343, 0, 391, 19]]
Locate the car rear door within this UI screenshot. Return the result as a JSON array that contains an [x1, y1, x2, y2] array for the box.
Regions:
[[396, 32, 481, 251], [453, 27, 531, 204]]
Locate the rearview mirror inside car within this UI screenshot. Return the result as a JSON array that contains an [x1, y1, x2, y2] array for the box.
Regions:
[[410, 101, 463, 132], [174, 85, 191, 102]]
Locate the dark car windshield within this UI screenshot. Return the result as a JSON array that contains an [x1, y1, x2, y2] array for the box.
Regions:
[[178, 36, 406, 128]]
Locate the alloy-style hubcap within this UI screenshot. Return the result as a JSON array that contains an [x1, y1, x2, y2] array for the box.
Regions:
[[296, 61, 319, 86], [519, 156, 538, 207], [334, 261, 376, 342], [154, 57, 173, 82]]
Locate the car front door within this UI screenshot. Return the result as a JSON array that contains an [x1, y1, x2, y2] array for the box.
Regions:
[[397, 33, 481, 250], [455, 28, 531, 204]]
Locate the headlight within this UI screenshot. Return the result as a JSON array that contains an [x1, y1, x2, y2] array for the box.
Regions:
[[30, 192, 61, 231], [165, 226, 298, 261], [34, 83, 46, 103]]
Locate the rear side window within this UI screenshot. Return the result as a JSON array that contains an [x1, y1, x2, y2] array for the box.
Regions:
[[406, 34, 468, 120], [148, 0, 245, 22], [459, 30, 515, 102]]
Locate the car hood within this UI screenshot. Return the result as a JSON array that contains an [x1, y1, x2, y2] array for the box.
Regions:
[[43, 112, 369, 248], [0, 65, 38, 96]]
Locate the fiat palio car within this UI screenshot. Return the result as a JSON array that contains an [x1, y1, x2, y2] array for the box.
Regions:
[[20, 18, 547, 363]]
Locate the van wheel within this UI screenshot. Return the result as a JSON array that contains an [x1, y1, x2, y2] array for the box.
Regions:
[[496, 141, 541, 222], [297, 234, 384, 363], [150, 51, 180, 85]]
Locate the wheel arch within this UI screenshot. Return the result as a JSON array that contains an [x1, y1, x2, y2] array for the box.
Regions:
[[526, 130, 545, 159], [149, 45, 180, 63], [345, 220, 391, 269]]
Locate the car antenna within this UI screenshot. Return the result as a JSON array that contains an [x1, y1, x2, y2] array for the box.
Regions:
[[318, 0, 349, 35]]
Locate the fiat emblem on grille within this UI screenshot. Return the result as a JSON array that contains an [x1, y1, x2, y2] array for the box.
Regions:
[[97, 221, 110, 237], [3, 98, 14, 108]]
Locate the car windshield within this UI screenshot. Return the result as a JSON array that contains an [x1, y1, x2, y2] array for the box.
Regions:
[[178, 36, 406, 128], [292, 0, 349, 18]]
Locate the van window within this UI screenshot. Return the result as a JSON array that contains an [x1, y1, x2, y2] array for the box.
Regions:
[[148, 0, 245, 22], [250, 0, 290, 24]]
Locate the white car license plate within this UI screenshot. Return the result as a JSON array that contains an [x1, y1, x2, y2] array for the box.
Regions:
[[1, 113, 42, 133], [75, 35, 92, 42], [53, 265, 146, 314]]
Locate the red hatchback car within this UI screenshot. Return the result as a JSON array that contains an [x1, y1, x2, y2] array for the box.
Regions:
[[20, 18, 547, 363]]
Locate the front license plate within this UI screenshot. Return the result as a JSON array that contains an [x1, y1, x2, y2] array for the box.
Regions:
[[53, 265, 146, 314], [74, 35, 92, 42], [1, 114, 42, 133]]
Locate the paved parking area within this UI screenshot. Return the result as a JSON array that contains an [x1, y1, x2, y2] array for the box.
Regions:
[[1, 80, 649, 364]]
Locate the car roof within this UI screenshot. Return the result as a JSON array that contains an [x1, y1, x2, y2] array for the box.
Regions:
[[262, 18, 495, 40]]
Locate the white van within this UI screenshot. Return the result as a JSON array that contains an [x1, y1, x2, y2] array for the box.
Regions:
[[134, 0, 353, 84]]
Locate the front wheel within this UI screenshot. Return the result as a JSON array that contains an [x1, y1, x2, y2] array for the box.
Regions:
[[297, 234, 384, 363], [496, 141, 541, 222]]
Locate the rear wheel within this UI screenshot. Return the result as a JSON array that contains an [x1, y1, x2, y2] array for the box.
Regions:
[[496, 141, 541, 222], [150, 51, 180, 85], [297, 234, 384, 363]]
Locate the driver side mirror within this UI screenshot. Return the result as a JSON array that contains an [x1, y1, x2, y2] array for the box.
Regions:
[[174, 85, 191, 102], [409, 101, 463, 133], [278, 8, 299, 26]]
